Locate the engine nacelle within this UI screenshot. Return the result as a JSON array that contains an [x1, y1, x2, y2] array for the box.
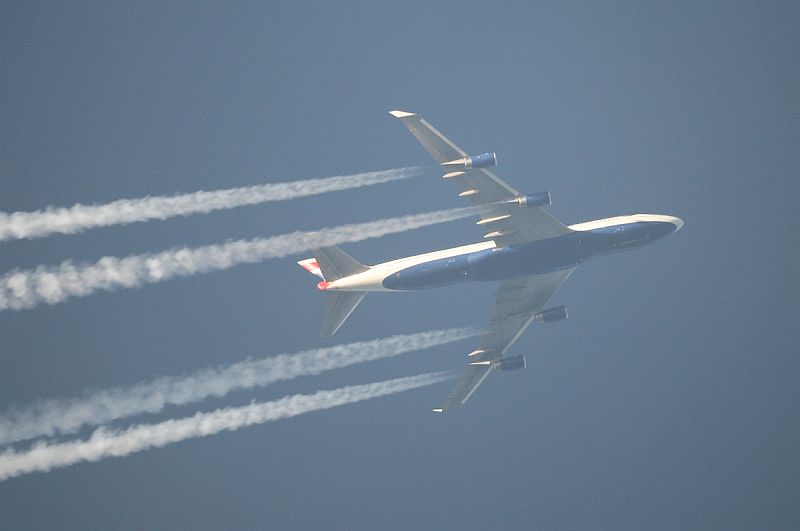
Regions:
[[442, 152, 497, 169], [533, 305, 568, 323], [494, 355, 527, 371], [515, 192, 551, 208]]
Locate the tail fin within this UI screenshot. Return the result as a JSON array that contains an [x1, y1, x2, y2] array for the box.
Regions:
[[297, 246, 369, 337], [297, 258, 324, 280]]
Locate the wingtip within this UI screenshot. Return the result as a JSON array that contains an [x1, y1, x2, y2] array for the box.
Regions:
[[389, 110, 416, 118]]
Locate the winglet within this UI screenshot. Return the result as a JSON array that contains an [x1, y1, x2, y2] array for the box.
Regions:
[[389, 110, 416, 118], [432, 408, 444, 413]]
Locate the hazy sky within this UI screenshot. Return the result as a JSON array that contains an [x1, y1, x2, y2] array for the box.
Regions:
[[1, 2, 798, 529]]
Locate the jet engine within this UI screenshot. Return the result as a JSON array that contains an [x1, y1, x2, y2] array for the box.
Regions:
[[514, 192, 551, 208], [442, 152, 497, 169], [533, 305, 568, 323], [494, 355, 527, 371]]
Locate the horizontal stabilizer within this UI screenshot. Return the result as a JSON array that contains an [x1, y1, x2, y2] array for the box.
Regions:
[[321, 291, 367, 337], [313, 246, 368, 281]]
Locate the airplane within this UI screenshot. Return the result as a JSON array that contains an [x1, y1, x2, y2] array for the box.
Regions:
[[298, 110, 683, 412]]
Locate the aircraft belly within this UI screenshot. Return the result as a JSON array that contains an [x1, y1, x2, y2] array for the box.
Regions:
[[382, 254, 471, 290], [381, 235, 585, 289], [332, 226, 672, 292], [468, 237, 583, 282]]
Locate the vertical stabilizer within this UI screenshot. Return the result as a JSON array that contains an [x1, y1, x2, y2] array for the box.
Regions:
[[321, 291, 367, 337]]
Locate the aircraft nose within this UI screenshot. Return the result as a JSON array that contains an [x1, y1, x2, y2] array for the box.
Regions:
[[648, 217, 683, 240], [669, 216, 684, 232]]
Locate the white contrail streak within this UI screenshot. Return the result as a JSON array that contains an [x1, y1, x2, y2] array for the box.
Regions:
[[0, 167, 422, 242], [0, 206, 472, 311], [0, 371, 451, 482], [0, 327, 476, 445]]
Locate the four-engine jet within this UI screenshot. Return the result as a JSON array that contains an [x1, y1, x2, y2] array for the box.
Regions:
[[299, 110, 683, 412]]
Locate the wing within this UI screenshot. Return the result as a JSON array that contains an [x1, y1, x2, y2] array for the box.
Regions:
[[389, 110, 571, 246], [435, 267, 575, 412]]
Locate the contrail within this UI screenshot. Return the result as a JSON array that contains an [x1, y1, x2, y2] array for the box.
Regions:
[[0, 327, 476, 445], [0, 371, 451, 482], [0, 167, 422, 242], [0, 206, 472, 311]]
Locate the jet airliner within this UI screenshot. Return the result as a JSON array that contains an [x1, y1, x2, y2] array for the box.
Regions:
[[298, 110, 683, 412]]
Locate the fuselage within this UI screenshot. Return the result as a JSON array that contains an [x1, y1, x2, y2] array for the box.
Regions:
[[322, 214, 683, 292]]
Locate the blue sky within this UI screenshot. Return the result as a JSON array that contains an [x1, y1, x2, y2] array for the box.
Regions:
[[1, 2, 798, 529]]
